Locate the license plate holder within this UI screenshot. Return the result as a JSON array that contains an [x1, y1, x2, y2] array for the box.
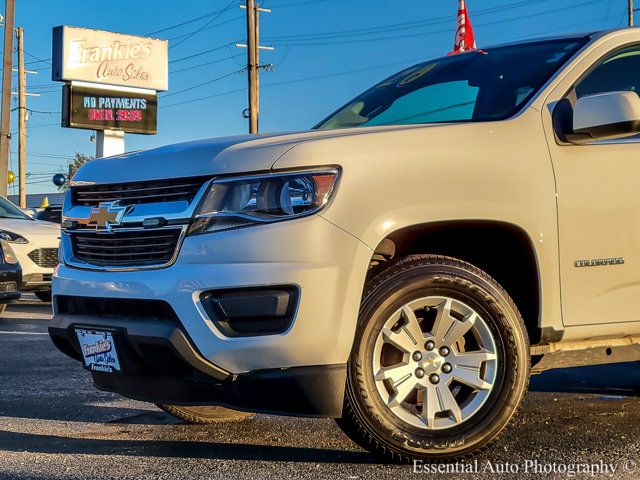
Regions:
[[75, 328, 122, 373]]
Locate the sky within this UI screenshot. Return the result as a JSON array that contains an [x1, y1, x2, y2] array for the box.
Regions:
[[4, 0, 634, 194]]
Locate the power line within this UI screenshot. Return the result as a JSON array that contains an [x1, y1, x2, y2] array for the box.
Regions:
[[266, 0, 331, 7], [25, 58, 50, 66], [171, 53, 244, 74], [161, 68, 245, 98], [27, 108, 60, 115], [161, 1, 611, 110], [163, 0, 334, 43], [23, 50, 51, 65], [167, 15, 243, 42], [151, 0, 330, 39], [4, 0, 615, 135], [25, 172, 62, 177], [27, 64, 50, 72], [170, 42, 235, 64], [161, 57, 423, 108], [25, 179, 61, 185], [22, 152, 72, 159], [24, 160, 69, 166], [26, 123, 59, 130], [271, 0, 602, 47], [170, 0, 236, 49], [531, 10, 631, 36], [4, 0, 330, 73], [17, 16, 240, 67], [160, 87, 237, 108], [23, 83, 58, 89], [147, 7, 233, 36], [264, 0, 539, 43]]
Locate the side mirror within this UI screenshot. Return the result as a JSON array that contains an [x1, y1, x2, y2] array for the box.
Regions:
[[567, 91, 640, 144]]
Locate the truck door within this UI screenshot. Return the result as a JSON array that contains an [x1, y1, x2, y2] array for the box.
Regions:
[[545, 42, 640, 327]]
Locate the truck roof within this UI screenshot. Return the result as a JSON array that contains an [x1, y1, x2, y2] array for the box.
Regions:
[[484, 28, 636, 49]]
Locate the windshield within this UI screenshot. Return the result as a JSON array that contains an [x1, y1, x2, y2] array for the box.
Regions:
[[0, 196, 30, 220], [316, 38, 587, 130]]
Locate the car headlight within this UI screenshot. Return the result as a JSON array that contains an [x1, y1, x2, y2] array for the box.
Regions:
[[188, 168, 340, 235], [0, 230, 28, 244], [0, 240, 18, 264]]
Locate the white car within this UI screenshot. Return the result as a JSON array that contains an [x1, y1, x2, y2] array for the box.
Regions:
[[0, 196, 60, 301]]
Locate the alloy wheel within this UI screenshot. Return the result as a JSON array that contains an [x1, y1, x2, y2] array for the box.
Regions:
[[371, 296, 498, 430]]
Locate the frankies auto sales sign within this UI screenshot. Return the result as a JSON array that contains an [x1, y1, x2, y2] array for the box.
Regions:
[[52, 26, 168, 91]]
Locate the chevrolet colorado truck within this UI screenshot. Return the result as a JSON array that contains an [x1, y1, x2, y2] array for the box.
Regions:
[[49, 28, 640, 462]]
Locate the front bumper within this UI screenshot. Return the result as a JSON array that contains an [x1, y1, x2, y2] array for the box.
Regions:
[[54, 215, 371, 373], [21, 273, 52, 291], [52, 215, 372, 416], [0, 261, 21, 302], [48, 312, 345, 416], [11, 241, 57, 291]]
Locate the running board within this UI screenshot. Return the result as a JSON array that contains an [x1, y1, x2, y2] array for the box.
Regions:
[[530, 337, 640, 373]]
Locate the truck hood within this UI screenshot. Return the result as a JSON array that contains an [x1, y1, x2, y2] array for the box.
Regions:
[[71, 125, 427, 184]]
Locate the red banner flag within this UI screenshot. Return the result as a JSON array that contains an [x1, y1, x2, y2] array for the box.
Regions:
[[450, 0, 477, 55]]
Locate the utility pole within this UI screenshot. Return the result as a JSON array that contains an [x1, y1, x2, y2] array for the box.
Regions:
[[239, 1, 273, 134], [255, 4, 260, 134], [16, 27, 25, 208], [0, 0, 15, 197], [630, 0, 634, 26], [245, 0, 258, 134]]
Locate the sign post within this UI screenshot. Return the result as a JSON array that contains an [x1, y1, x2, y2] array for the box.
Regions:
[[52, 26, 168, 158], [96, 130, 124, 158]]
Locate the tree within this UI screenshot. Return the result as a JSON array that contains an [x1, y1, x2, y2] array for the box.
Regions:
[[59, 152, 93, 191]]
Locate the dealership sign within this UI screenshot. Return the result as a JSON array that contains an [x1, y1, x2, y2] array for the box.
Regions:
[[52, 26, 168, 91], [62, 83, 157, 134]]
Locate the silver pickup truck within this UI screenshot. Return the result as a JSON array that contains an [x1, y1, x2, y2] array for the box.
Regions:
[[49, 28, 640, 462]]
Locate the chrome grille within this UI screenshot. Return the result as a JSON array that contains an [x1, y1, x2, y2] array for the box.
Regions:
[[27, 248, 59, 268], [71, 228, 182, 267], [72, 176, 208, 207]]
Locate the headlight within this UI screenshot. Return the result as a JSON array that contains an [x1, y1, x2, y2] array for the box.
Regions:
[[188, 168, 340, 235], [0, 240, 18, 264], [0, 230, 28, 244]]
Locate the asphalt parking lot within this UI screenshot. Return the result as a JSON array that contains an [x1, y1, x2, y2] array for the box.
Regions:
[[3, 299, 640, 479]]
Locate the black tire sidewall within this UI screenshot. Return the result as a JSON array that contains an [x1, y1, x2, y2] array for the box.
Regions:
[[346, 257, 530, 460], [157, 404, 252, 424], [35, 290, 52, 303]]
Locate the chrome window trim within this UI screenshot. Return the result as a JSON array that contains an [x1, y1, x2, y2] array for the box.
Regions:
[[585, 136, 640, 146]]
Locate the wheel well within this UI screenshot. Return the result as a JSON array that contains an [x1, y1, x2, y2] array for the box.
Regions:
[[370, 221, 541, 344]]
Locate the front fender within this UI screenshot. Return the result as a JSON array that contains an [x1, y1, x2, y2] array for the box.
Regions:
[[274, 108, 563, 336]]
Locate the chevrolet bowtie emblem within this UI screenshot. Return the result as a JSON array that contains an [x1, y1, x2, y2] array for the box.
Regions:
[[88, 202, 129, 231]]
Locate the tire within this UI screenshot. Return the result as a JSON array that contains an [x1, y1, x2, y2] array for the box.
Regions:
[[156, 404, 253, 424], [34, 290, 52, 303], [337, 254, 530, 463]]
